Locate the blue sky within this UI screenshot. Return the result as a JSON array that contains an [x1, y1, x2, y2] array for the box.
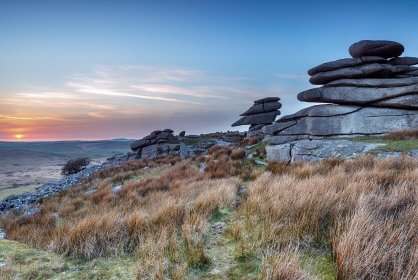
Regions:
[[1, 0, 418, 140]]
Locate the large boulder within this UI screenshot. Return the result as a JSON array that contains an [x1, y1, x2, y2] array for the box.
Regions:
[[240, 101, 282, 116], [232, 111, 280, 126], [325, 77, 418, 87], [349, 40, 404, 59], [254, 97, 280, 104], [297, 84, 418, 109], [308, 56, 387, 76], [309, 63, 409, 85], [266, 139, 382, 163], [262, 104, 418, 137]]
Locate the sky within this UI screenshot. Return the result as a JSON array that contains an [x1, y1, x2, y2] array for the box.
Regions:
[[1, 0, 418, 141]]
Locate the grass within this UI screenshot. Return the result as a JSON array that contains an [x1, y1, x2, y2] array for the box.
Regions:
[[2, 147, 418, 279], [0, 238, 137, 279], [350, 137, 418, 152]]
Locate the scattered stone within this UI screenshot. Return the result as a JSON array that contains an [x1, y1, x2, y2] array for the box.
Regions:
[[112, 184, 122, 194], [349, 40, 404, 58], [211, 222, 225, 235], [255, 160, 267, 166]]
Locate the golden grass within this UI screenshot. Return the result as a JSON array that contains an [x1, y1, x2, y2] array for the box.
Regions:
[[233, 155, 418, 279], [3, 153, 418, 279], [2, 157, 241, 278]]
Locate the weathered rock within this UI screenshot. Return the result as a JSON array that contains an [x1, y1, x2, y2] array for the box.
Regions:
[[308, 56, 387, 76], [130, 139, 146, 151], [297, 84, 418, 109], [349, 40, 404, 59], [232, 111, 280, 126], [240, 102, 282, 116], [325, 77, 418, 88], [266, 144, 292, 163], [249, 124, 266, 131], [266, 139, 383, 163], [179, 131, 186, 137], [163, 128, 174, 133], [390, 57, 418, 65], [254, 97, 280, 104], [263, 105, 418, 137], [141, 143, 180, 159], [309, 63, 409, 85]]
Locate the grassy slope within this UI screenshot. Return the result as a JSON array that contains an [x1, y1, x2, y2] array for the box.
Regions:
[[343, 136, 418, 152], [2, 139, 418, 279]]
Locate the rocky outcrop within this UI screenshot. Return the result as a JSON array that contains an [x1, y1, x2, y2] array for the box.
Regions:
[[232, 97, 281, 136], [130, 129, 181, 159], [263, 39, 418, 162]]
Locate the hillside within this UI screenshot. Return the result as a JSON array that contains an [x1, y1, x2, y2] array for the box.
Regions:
[[0, 140, 132, 200], [1, 139, 417, 279]]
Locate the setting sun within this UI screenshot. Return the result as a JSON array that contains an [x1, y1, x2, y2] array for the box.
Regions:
[[14, 134, 24, 140]]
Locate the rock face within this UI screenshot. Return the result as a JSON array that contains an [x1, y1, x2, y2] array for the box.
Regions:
[[232, 97, 281, 136], [263, 39, 418, 162], [349, 40, 404, 58], [266, 139, 383, 163]]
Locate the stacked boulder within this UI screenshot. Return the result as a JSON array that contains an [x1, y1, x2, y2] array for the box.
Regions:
[[130, 129, 180, 159], [263, 40, 418, 162], [232, 97, 282, 136]]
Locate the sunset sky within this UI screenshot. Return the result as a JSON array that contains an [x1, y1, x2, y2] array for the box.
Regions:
[[1, 0, 418, 141]]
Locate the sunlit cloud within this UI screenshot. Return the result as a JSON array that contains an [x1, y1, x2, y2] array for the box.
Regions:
[[0, 64, 303, 140]]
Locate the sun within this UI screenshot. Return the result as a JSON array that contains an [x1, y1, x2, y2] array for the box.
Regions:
[[14, 134, 24, 140]]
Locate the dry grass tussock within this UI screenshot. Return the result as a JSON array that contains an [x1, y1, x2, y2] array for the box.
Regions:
[[385, 128, 418, 140], [233, 155, 418, 279], [2, 157, 241, 278]]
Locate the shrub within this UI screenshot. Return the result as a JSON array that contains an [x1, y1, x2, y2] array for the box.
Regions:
[[62, 157, 90, 175]]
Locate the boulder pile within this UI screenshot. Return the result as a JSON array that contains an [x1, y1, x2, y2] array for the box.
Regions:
[[232, 97, 281, 136], [263, 40, 418, 147]]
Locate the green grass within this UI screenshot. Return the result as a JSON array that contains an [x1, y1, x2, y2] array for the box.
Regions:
[[346, 136, 418, 153]]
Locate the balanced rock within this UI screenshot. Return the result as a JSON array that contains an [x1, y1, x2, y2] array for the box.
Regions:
[[264, 39, 418, 163], [349, 40, 404, 58], [232, 97, 281, 136]]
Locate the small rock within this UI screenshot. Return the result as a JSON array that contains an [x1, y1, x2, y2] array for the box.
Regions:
[[112, 184, 122, 194]]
